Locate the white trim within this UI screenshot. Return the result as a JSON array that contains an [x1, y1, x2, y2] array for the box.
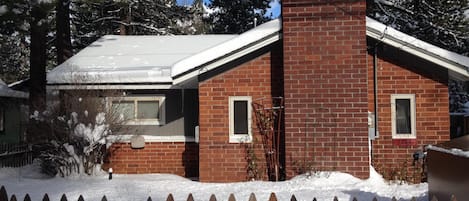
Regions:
[[106, 135, 196, 143], [229, 96, 253, 143], [47, 84, 173, 90], [173, 33, 281, 85], [391, 94, 417, 139], [108, 95, 166, 125]]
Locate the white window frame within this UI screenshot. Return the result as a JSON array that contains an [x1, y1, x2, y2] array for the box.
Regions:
[[108, 96, 165, 126], [229, 96, 252, 143], [391, 94, 416, 139]]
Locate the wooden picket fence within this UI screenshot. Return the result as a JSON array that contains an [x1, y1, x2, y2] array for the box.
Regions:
[[0, 144, 33, 168], [0, 186, 458, 201]]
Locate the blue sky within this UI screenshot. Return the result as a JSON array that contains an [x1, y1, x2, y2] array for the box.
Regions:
[[176, 0, 281, 18]]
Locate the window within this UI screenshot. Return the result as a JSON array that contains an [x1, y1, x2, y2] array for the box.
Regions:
[[391, 94, 416, 139], [110, 96, 165, 125], [0, 107, 4, 133], [229, 96, 252, 143]]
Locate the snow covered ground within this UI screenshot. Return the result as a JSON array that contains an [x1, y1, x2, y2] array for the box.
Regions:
[[0, 163, 427, 201]]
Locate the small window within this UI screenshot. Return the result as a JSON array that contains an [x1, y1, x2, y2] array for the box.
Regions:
[[0, 107, 4, 133], [229, 96, 252, 143], [391, 94, 416, 139], [110, 96, 165, 125]]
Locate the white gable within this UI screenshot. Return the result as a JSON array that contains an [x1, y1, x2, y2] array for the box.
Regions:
[[0, 79, 28, 98]]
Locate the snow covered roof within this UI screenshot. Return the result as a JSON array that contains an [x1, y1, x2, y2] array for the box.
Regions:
[[47, 35, 236, 86], [366, 17, 469, 80], [47, 19, 282, 89], [0, 79, 28, 99]]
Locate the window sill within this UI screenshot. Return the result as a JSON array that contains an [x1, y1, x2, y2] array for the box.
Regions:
[[107, 135, 196, 143], [229, 134, 252, 143], [122, 119, 164, 126]]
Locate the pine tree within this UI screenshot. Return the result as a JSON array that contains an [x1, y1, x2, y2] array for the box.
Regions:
[[367, 0, 469, 56], [206, 0, 273, 34], [0, 0, 30, 83]]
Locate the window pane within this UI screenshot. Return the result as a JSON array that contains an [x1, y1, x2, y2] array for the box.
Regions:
[[396, 99, 411, 134], [234, 100, 248, 134], [137, 101, 159, 119], [0, 108, 4, 132], [112, 101, 135, 121]]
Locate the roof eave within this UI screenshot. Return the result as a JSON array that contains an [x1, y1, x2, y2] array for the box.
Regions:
[[366, 22, 469, 81]]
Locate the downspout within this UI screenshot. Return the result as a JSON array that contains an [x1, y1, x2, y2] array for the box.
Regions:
[[373, 44, 379, 139]]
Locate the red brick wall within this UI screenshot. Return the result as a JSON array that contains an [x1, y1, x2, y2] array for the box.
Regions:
[[367, 53, 450, 182], [282, 0, 370, 179], [198, 51, 276, 182], [104, 142, 199, 177]]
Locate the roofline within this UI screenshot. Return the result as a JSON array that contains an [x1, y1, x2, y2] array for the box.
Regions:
[[366, 17, 469, 80], [47, 83, 173, 90], [173, 31, 282, 85]]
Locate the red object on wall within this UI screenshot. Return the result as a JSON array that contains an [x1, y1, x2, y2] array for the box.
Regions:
[[392, 139, 418, 147]]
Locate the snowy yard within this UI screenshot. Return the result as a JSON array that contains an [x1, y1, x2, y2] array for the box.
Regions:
[[0, 163, 427, 201]]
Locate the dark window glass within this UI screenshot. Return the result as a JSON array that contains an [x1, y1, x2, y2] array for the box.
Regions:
[[396, 99, 411, 134], [0, 108, 4, 132], [234, 100, 248, 134]]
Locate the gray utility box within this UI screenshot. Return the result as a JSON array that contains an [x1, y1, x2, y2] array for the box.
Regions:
[[427, 135, 469, 201]]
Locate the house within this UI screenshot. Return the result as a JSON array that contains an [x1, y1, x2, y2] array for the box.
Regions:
[[46, 0, 469, 182], [0, 79, 28, 143]]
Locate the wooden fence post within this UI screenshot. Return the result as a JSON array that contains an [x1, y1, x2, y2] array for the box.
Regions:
[[209, 194, 217, 201], [9, 194, 16, 201], [227, 193, 236, 201], [42, 194, 50, 201], [0, 186, 7, 201], [187, 193, 194, 201], [23, 194, 31, 201], [289, 194, 297, 201], [166, 194, 174, 201], [248, 193, 256, 201], [268, 193, 277, 201]]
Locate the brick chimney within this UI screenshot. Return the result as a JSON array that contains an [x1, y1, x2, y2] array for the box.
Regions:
[[282, 0, 370, 179]]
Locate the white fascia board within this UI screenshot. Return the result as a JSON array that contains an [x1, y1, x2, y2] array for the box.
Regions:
[[366, 19, 469, 80], [47, 84, 173, 90], [173, 33, 281, 85]]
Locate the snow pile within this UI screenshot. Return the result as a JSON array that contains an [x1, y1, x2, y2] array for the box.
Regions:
[[0, 166, 428, 201]]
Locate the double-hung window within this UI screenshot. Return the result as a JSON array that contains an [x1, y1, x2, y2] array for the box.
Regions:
[[110, 96, 165, 125], [229, 96, 252, 143], [391, 94, 416, 139]]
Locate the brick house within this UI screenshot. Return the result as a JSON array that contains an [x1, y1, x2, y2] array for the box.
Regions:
[[46, 0, 469, 182]]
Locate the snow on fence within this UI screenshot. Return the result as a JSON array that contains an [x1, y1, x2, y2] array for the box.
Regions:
[[0, 186, 456, 201], [0, 144, 33, 168]]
